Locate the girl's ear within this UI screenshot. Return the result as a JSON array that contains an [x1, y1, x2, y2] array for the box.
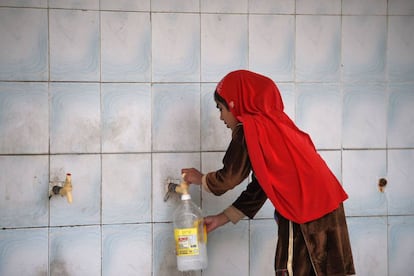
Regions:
[[229, 101, 234, 109]]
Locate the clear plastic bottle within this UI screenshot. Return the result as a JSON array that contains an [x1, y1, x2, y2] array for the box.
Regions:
[[173, 193, 208, 271]]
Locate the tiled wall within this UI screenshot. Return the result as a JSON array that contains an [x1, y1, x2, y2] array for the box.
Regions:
[[0, 0, 413, 275]]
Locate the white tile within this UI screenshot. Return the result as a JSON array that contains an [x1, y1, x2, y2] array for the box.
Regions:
[[49, 226, 101, 276], [152, 84, 200, 151], [387, 16, 414, 82], [153, 223, 193, 276], [203, 220, 249, 276], [102, 83, 151, 153], [201, 83, 232, 151], [102, 224, 152, 276], [152, 152, 201, 222], [0, 82, 48, 154], [388, 216, 414, 275], [388, 83, 414, 148], [50, 83, 101, 153], [342, 0, 387, 15], [101, 12, 151, 82], [342, 83, 387, 149], [201, 0, 248, 13], [318, 150, 342, 182], [100, 0, 150, 11], [0, 8, 48, 81], [278, 83, 295, 122], [342, 150, 387, 216], [388, 150, 414, 215], [248, 0, 295, 14], [50, 155, 101, 226], [201, 152, 249, 216], [0, 0, 47, 7], [48, 0, 98, 9], [389, 0, 414, 15], [296, 15, 341, 82], [347, 216, 388, 276], [249, 15, 295, 82], [295, 83, 342, 149], [102, 154, 151, 224], [296, 0, 341, 14], [201, 14, 248, 82], [342, 16, 387, 82], [250, 219, 277, 275], [151, 0, 199, 12], [49, 9, 100, 81], [152, 13, 200, 82], [0, 156, 49, 228], [0, 228, 48, 275]]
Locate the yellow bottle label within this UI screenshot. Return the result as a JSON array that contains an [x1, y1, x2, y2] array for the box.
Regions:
[[174, 227, 199, 256]]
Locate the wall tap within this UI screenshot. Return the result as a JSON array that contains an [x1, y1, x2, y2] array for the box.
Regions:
[[163, 174, 189, 202], [50, 173, 73, 203]]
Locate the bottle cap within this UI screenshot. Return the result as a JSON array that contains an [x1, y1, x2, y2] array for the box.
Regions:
[[181, 194, 191, 200]]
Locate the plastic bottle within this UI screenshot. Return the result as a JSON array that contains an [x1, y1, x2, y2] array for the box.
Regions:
[[173, 193, 208, 271]]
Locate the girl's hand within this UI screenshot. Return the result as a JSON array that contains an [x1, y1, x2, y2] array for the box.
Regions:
[[181, 168, 203, 185], [204, 213, 230, 233]]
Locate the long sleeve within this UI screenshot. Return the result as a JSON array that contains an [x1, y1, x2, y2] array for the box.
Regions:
[[231, 175, 268, 219], [205, 125, 251, 195]]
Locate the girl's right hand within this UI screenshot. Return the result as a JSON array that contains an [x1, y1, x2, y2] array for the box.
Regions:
[[181, 168, 203, 185]]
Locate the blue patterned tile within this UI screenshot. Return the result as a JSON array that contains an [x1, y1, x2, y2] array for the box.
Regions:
[[388, 216, 414, 275], [0, 82, 48, 154], [49, 9, 99, 81], [0, 228, 48, 275], [102, 154, 151, 224], [103, 224, 152, 275], [388, 150, 414, 215], [102, 83, 151, 153], [296, 83, 342, 149], [343, 150, 387, 216], [388, 16, 414, 82], [152, 13, 200, 82], [203, 220, 249, 276], [347, 216, 388, 275], [388, 83, 414, 148], [0, 156, 48, 228], [201, 14, 248, 82], [201, 0, 248, 13], [0, 8, 48, 81], [249, 15, 295, 82], [49, 226, 101, 276], [250, 219, 277, 276], [296, 0, 341, 14], [342, 0, 387, 15], [152, 0, 199, 12], [343, 83, 387, 148], [48, 0, 99, 9], [50, 83, 100, 153], [152, 152, 201, 223], [296, 15, 341, 82], [50, 155, 101, 226], [152, 84, 200, 151], [248, 0, 294, 14], [342, 16, 386, 82], [100, 0, 150, 11], [201, 83, 232, 151], [101, 11, 151, 82]]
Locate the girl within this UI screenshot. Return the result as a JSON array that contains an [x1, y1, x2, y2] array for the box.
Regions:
[[182, 70, 355, 276]]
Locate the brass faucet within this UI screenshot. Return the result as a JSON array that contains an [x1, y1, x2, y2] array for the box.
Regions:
[[51, 173, 73, 203]]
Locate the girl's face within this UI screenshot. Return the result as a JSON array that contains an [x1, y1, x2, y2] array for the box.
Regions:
[[216, 101, 239, 131]]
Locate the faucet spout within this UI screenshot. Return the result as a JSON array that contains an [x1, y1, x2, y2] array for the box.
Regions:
[[51, 173, 73, 203], [60, 173, 73, 203]]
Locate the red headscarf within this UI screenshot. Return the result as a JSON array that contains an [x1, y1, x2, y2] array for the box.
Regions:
[[216, 70, 348, 223]]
